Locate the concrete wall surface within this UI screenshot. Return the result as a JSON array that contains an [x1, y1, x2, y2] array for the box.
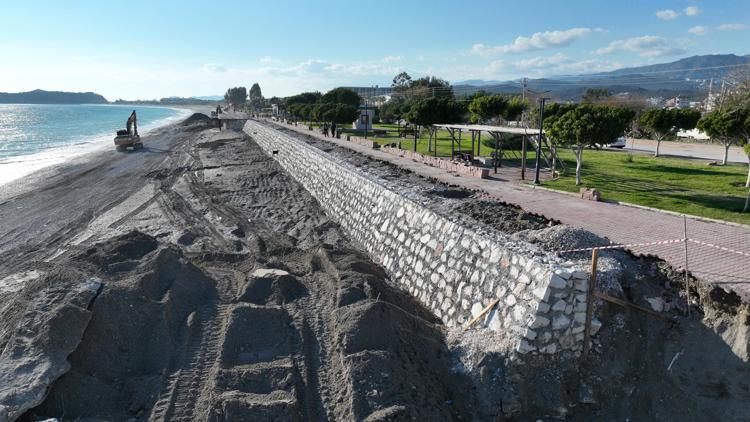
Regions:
[[245, 120, 590, 356]]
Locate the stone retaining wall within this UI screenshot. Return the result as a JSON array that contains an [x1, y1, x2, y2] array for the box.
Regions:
[[245, 120, 590, 356]]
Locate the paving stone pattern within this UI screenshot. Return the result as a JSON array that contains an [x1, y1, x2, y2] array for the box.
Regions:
[[245, 121, 590, 355]]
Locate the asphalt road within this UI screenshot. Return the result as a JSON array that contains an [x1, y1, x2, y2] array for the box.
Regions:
[[624, 138, 747, 164]]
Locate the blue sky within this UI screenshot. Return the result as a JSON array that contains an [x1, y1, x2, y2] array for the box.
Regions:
[[1, 0, 747, 100]]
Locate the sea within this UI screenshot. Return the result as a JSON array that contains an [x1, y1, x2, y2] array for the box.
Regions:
[[0, 104, 191, 185]]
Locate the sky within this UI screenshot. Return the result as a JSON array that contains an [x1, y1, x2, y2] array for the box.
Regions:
[[1, 0, 748, 100]]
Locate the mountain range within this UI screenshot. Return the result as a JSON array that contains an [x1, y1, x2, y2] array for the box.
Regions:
[[454, 54, 750, 100]]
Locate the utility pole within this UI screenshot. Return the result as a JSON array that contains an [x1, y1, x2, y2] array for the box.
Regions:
[[533, 97, 547, 185], [364, 87, 369, 139], [522, 77, 528, 102]]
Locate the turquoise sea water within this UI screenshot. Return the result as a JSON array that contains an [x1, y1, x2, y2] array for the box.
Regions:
[[0, 104, 189, 184]]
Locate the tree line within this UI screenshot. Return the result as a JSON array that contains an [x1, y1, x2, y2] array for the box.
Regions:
[[275, 71, 750, 208], [224, 83, 265, 111]]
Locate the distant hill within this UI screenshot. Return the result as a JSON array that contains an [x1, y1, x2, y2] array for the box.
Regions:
[[0, 89, 108, 104], [191, 95, 223, 101], [454, 54, 750, 100], [590, 54, 750, 80], [113, 96, 219, 106]]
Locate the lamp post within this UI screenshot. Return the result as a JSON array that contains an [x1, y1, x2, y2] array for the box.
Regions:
[[364, 85, 378, 139], [533, 97, 548, 185], [364, 94, 368, 139]]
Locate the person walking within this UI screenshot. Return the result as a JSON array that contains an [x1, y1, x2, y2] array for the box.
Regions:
[[331, 122, 337, 138]]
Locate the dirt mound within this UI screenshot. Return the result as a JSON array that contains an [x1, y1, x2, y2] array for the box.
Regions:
[[330, 300, 474, 420], [181, 113, 212, 127], [236, 269, 307, 305], [0, 274, 101, 421], [81, 230, 158, 272], [514, 224, 610, 252], [454, 199, 552, 233], [25, 239, 216, 421]]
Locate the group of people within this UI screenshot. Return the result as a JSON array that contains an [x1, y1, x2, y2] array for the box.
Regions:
[[320, 122, 337, 138]]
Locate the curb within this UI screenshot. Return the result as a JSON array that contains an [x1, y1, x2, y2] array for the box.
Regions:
[[527, 184, 750, 229]]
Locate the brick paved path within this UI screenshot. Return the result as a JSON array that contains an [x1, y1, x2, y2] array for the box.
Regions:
[[265, 120, 750, 301]]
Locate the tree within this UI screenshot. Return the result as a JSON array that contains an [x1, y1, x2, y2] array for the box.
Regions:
[[405, 97, 466, 152], [248, 83, 263, 111], [547, 105, 632, 185], [379, 98, 407, 123], [638, 108, 700, 157], [581, 88, 611, 104], [468, 94, 527, 124], [392, 72, 412, 94], [329, 104, 359, 125], [698, 107, 750, 166], [321, 87, 361, 108], [407, 76, 453, 100], [224, 87, 247, 111], [312, 102, 332, 123], [286, 91, 321, 107], [469, 95, 508, 123]]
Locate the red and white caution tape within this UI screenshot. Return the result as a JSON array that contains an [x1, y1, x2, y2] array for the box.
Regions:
[[556, 237, 750, 259], [556, 238, 686, 254], [686, 239, 750, 258]]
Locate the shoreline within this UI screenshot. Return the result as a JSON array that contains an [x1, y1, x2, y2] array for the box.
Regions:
[[0, 105, 197, 188]]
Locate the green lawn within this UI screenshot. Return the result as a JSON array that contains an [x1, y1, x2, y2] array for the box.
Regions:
[[534, 149, 750, 225], [300, 121, 750, 224]]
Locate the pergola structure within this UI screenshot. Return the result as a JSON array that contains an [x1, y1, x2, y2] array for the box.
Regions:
[[434, 124, 548, 179]]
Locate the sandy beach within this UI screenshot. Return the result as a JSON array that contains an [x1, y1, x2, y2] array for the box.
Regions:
[[1, 115, 748, 421]]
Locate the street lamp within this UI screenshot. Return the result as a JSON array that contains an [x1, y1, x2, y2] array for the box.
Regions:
[[531, 91, 551, 185], [364, 85, 378, 139]]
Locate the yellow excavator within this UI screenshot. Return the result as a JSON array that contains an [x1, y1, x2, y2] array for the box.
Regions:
[[114, 110, 143, 151]]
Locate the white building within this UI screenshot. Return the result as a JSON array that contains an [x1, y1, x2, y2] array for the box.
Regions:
[[353, 106, 375, 131]]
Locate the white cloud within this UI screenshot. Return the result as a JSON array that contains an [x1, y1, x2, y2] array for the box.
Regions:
[[471, 27, 593, 57], [259, 56, 281, 64], [684, 6, 702, 16], [594, 35, 686, 57], [202, 63, 227, 72], [688, 25, 709, 36], [486, 60, 506, 73], [508, 53, 621, 76], [656, 9, 680, 20], [381, 55, 403, 63], [513, 53, 570, 70], [717, 23, 747, 31]]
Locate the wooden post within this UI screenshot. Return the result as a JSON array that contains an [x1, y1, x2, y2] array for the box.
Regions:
[[683, 216, 690, 316], [583, 248, 599, 356], [450, 128, 455, 158], [493, 133, 498, 174], [521, 135, 527, 180], [477, 131, 482, 157], [471, 130, 475, 158]]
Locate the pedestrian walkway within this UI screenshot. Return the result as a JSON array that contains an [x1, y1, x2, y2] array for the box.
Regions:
[[265, 120, 750, 301]]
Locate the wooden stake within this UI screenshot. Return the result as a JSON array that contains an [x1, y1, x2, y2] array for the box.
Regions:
[[592, 291, 674, 322], [683, 216, 691, 316], [583, 248, 599, 356], [464, 298, 501, 329]]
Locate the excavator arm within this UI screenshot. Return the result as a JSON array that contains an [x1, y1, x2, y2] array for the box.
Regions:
[[126, 110, 138, 135]]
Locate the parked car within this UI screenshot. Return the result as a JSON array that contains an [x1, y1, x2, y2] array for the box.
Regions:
[[608, 136, 627, 149]]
